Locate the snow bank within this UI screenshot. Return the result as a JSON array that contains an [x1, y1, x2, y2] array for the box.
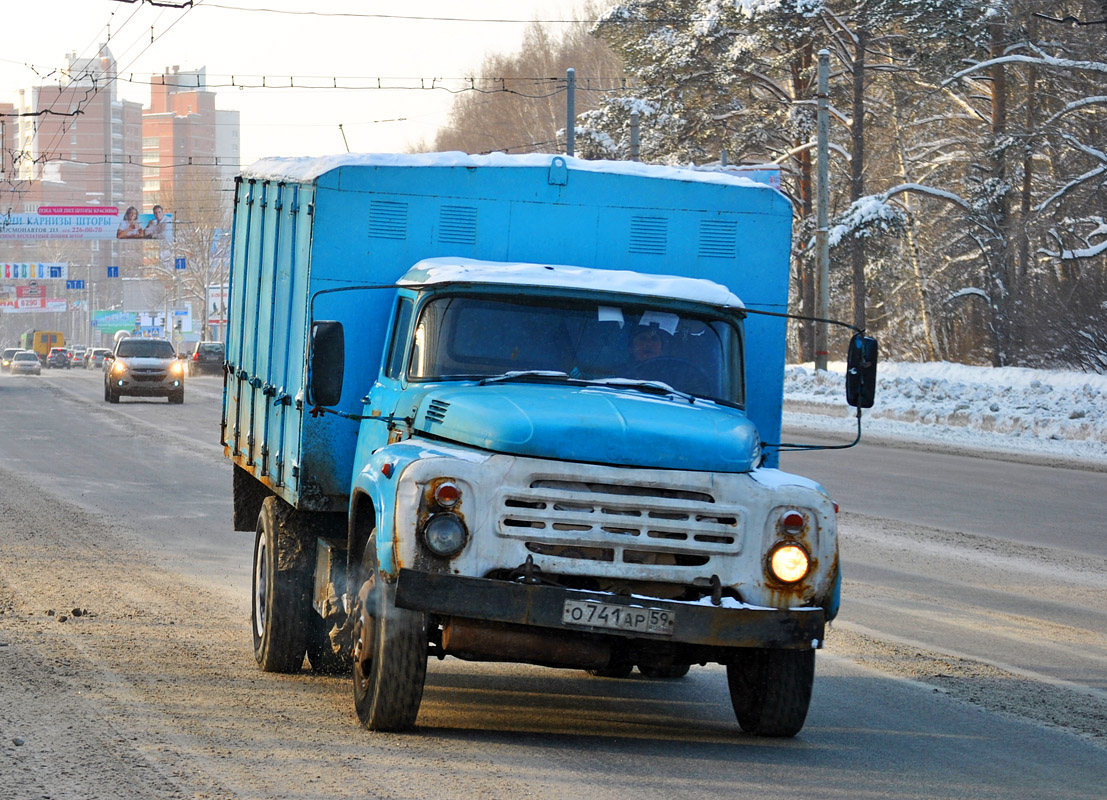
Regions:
[[784, 361, 1107, 464]]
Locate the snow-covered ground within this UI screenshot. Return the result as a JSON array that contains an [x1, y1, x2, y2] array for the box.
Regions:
[[783, 361, 1107, 468]]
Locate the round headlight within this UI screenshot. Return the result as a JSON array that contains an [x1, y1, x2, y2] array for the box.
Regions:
[[421, 513, 468, 558], [769, 543, 810, 583]]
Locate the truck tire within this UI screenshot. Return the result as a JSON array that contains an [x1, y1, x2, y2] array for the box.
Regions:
[[726, 648, 815, 737], [352, 537, 427, 731], [251, 496, 311, 673]]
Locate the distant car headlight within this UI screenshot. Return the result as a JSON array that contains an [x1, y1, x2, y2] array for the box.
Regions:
[[420, 512, 468, 558], [768, 542, 810, 584]]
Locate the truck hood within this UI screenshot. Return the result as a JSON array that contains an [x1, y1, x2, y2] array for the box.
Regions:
[[411, 382, 759, 472]]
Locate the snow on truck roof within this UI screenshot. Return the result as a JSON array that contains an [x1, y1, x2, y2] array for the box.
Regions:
[[397, 258, 745, 309], [240, 151, 779, 192]]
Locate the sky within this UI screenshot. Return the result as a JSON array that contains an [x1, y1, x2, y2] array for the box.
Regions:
[[1, 0, 590, 165], [784, 361, 1107, 467]]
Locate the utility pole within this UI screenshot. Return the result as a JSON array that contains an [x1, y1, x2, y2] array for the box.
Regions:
[[814, 50, 831, 372], [565, 68, 576, 157]]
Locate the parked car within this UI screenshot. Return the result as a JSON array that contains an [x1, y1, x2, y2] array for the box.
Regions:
[[86, 348, 111, 369], [104, 337, 185, 403], [46, 347, 72, 369], [10, 350, 42, 375], [187, 341, 225, 376], [1, 347, 19, 369]]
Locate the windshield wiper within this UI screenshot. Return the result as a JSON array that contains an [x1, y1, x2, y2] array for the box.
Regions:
[[478, 370, 575, 386], [585, 377, 697, 403], [480, 372, 698, 403]]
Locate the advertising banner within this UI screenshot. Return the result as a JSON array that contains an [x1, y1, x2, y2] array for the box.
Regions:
[[207, 284, 229, 326], [0, 297, 68, 313], [0, 205, 173, 242], [92, 310, 139, 335]]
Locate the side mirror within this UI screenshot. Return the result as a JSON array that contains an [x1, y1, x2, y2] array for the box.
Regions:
[[845, 334, 878, 409], [309, 320, 345, 407]]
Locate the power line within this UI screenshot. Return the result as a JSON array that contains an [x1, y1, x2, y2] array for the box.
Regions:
[[197, 3, 594, 24]]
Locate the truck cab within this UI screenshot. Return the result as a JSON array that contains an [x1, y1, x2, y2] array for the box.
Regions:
[[305, 258, 838, 736]]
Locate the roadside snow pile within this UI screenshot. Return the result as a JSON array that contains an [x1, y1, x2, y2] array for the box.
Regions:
[[783, 361, 1107, 464]]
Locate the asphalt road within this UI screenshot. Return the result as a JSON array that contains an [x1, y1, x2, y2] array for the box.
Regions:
[[1, 366, 1104, 799]]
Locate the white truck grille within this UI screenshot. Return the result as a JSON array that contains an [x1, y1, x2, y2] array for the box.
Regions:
[[497, 478, 744, 568]]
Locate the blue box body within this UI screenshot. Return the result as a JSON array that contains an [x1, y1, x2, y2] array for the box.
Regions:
[[222, 154, 793, 511]]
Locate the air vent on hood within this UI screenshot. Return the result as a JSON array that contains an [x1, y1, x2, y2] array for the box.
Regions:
[[425, 399, 450, 425]]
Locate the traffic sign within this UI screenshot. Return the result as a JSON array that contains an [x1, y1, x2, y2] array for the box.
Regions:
[[107, 266, 119, 278], [66, 279, 85, 290], [174, 257, 187, 271]]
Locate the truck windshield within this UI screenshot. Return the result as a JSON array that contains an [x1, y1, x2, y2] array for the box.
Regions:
[[409, 294, 744, 406]]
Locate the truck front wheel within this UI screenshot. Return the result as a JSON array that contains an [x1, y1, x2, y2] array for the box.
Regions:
[[726, 648, 815, 737], [251, 496, 310, 672], [352, 537, 428, 731]]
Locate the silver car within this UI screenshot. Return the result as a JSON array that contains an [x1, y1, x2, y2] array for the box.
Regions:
[[86, 348, 112, 369], [104, 338, 185, 403], [10, 350, 41, 375]]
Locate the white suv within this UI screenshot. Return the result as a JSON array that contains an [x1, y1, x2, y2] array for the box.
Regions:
[[104, 338, 185, 404]]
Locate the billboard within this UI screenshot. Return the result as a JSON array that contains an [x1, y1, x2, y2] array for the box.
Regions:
[[92, 310, 139, 335], [0, 205, 173, 242]]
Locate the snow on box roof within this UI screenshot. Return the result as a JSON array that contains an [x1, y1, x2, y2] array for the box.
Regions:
[[241, 151, 776, 192], [397, 257, 745, 308]]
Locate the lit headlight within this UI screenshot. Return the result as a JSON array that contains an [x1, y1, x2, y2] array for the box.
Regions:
[[170, 361, 184, 376], [420, 512, 468, 558], [768, 543, 810, 583], [111, 361, 128, 376]]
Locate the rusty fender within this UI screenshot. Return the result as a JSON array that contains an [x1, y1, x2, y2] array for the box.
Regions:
[[395, 569, 825, 650]]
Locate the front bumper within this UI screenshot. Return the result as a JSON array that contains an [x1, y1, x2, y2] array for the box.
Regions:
[[395, 569, 824, 650], [109, 374, 183, 395]]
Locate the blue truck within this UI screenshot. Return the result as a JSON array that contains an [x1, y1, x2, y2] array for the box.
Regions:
[[223, 153, 876, 737]]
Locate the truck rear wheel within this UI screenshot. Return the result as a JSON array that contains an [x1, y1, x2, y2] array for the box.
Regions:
[[726, 648, 815, 737], [251, 496, 310, 672], [352, 538, 427, 731]]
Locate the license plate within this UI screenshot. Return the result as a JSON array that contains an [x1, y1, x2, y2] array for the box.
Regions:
[[562, 599, 675, 636]]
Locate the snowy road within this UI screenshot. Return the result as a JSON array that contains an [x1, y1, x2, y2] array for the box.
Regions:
[[1, 367, 1105, 799]]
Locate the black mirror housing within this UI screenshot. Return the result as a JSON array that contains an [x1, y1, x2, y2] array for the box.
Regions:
[[845, 334, 878, 408], [309, 320, 345, 407]]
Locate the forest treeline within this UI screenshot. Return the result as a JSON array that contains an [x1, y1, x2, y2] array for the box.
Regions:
[[425, 1, 1107, 371]]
